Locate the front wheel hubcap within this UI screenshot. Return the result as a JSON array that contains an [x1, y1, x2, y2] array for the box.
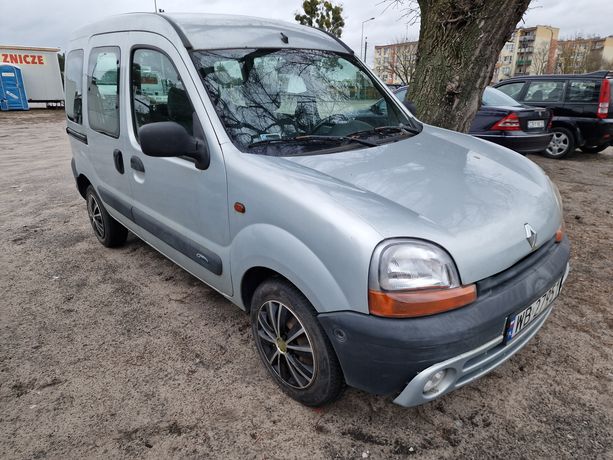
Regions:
[[256, 300, 316, 389], [546, 132, 570, 156]]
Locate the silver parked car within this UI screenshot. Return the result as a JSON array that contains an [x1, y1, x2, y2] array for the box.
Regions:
[[66, 13, 570, 407]]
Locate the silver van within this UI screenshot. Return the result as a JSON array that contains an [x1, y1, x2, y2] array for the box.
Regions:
[[66, 13, 570, 407]]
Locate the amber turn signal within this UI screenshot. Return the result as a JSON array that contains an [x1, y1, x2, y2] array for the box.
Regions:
[[368, 285, 477, 318], [555, 223, 564, 243]]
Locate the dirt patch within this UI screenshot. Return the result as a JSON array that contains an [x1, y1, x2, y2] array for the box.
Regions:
[[1, 110, 612, 458]]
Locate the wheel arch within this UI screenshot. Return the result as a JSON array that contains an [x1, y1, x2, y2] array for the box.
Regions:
[[551, 119, 583, 146], [76, 173, 92, 199], [232, 224, 353, 314], [241, 266, 287, 312]]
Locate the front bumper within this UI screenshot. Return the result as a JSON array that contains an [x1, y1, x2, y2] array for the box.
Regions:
[[318, 236, 570, 405], [473, 132, 553, 154]]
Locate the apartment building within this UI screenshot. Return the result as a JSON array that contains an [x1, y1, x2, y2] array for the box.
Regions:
[[492, 25, 559, 82], [373, 41, 418, 85], [556, 35, 613, 73]]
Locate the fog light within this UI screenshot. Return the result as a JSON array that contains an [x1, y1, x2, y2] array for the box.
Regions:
[[423, 370, 448, 394]]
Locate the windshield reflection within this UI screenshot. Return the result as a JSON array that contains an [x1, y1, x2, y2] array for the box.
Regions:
[[192, 48, 418, 154]]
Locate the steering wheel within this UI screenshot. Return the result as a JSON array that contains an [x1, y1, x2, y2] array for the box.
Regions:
[[311, 114, 350, 135]]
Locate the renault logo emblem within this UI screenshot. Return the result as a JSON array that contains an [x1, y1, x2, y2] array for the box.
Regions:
[[524, 223, 537, 250]]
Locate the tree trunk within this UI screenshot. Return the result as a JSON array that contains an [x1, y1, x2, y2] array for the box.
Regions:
[[408, 0, 531, 132]]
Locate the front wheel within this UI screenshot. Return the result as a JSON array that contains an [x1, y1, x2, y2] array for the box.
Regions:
[[543, 127, 575, 159], [250, 279, 344, 406], [580, 143, 609, 154]]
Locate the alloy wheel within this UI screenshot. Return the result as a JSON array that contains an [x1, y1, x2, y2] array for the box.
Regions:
[[87, 194, 105, 239], [546, 132, 570, 157], [255, 300, 316, 389]]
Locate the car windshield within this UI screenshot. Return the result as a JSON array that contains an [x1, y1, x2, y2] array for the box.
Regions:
[[192, 48, 419, 155], [482, 86, 522, 107]]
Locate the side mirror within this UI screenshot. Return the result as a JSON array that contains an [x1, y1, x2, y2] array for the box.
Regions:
[[139, 121, 210, 170]]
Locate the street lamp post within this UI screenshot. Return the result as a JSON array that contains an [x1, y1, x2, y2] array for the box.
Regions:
[[361, 17, 375, 61]]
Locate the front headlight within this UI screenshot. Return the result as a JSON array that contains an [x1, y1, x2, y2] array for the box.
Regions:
[[369, 239, 476, 318], [377, 241, 460, 290]]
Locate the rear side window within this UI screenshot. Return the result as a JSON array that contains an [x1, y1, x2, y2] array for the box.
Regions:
[[497, 82, 524, 100], [88, 47, 120, 137], [566, 80, 600, 103], [482, 86, 521, 107], [65, 50, 84, 124], [524, 81, 565, 103], [131, 49, 194, 137]]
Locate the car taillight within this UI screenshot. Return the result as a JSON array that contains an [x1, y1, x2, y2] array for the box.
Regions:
[[491, 112, 521, 131], [597, 79, 610, 119], [547, 114, 553, 129]]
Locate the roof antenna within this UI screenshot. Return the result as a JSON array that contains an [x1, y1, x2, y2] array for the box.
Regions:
[[280, 33, 289, 44], [153, 0, 164, 13]]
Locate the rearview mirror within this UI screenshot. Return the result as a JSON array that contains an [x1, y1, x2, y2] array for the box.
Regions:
[[139, 121, 210, 170]]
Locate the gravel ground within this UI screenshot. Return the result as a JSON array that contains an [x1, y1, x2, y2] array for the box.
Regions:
[[1, 110, 612, 459]]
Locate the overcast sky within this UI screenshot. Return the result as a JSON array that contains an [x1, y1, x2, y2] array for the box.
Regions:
[[1, 0, 612, 64]]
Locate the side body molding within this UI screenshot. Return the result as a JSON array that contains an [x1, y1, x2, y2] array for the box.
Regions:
[[97, 186, 223, 276]]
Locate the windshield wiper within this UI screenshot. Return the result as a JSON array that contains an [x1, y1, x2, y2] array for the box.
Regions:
[[349, 125, 422, 137], [247, 135, 377, 149]]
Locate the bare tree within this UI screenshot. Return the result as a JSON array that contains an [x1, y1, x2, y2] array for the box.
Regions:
[[387, 0, 531, 133], [378, 40, 418, 85], [531, 43, 550, 75]]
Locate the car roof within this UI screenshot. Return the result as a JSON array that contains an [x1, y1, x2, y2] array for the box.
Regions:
[[498, 70, 612, 83], [69, 12, 351, 54]]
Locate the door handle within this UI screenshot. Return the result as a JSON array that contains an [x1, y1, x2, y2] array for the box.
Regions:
[[130, 156, 145, 173], [113, 149, 124, 174]]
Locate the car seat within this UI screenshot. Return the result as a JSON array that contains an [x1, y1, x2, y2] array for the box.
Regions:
[[167, 87, 194, 135]]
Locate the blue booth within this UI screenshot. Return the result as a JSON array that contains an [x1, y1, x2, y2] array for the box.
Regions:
[[0, 64, 29, 111]]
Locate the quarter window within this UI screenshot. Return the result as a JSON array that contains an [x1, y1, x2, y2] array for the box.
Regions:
[[87, 47, 120, 137], [566, 80, 600, 103], [131, 49, 194, 137], [524, 81, 565, 103], [65, 49, 84, 124]]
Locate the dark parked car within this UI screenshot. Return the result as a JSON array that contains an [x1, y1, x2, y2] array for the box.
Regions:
[[495, 71, 613, 158], [381, 86, 553, 154]]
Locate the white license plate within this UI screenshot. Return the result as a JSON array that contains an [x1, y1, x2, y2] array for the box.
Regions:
[[505, 277, 562, 341], [528, 120, 545, 129]]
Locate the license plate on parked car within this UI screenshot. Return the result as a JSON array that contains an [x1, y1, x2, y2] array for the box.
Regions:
[[528, 120, 545, 129], [505, 277, 562, 342]]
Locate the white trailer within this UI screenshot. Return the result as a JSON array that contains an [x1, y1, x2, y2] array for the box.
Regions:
[[0, 45, 64, 103]]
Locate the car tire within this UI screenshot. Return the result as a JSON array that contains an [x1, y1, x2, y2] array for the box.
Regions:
[[85, 185, 128, 248], [250, 278, 344, 407], [543, 127, 575, 159], [580, 144, 608, 154]]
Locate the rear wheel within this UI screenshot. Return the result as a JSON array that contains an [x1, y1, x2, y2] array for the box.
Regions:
[[250, 278, 344, 407], [580, 143, 608, 154], [85, 186, 128, 247], [543, 127, 575, 159]]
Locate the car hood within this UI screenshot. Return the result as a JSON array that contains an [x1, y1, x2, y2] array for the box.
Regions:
[[281, 125, 561, 284]]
